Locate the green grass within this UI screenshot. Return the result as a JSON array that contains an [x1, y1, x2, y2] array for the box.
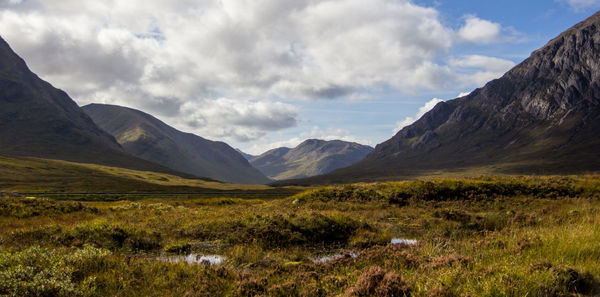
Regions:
[[0, 154, 275, 192], [1, 175, 599, 296]]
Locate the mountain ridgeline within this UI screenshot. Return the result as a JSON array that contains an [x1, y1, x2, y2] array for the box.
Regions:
[[250, 139, 373, 180], [83, 104, 271, 184], [0, 36, 188, 176], [278, 11, 600, 185]]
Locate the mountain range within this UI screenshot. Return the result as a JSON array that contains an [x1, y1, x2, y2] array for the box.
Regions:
[[1, 12, 599, 187], [82, 104, 271, 184], [250, 139, 373, 180], [277, 11, 600, 185]]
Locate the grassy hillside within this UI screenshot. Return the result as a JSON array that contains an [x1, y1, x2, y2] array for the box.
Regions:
[[0, 155, 272, 192], [273, 160, 600, 186], [83, 104, 271, 184], [0, 175, 598, 296]]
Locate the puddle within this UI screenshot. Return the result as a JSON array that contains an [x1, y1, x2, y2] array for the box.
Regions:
[[312, 251, 357, 264], [391, 238, 418, 246], [157, 254, 225, 265]]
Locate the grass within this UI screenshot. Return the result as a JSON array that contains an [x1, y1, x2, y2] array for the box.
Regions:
[[0, 175, 599, 296], [0, 154, 273, 192]]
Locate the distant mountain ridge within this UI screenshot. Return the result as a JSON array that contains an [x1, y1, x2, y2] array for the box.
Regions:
[[0, 36, 185, 175], [277, 11, 600, 185], [250, 139, 373, 180], [83, 104, 271, 184]]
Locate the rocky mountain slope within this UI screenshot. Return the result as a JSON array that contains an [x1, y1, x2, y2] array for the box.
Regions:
[[279, 11, 600, 185], [83, 104, 271, 184], [0, 36, 184, 175], [250, 139, 373, 180]]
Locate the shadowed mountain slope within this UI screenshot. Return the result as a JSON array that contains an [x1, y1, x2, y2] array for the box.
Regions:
[[0, 36, 185, 175], [251, 139, 373, 180], [83, 104, 271, 184], [236, 149, 256, 161], [277, 12, 600, 185]]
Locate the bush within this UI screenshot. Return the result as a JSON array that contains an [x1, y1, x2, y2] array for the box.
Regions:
[[182, 212, 367, 248], [293, 177, 590, 204], [345, 266, 411, 297], [0, 196, 97, 218], [0, 246, 110, 297], [4, 225, 62, 247], [531, 262, 596, 295], [241, 213, 365, 248], [60, 222, 162, 252], [163, 241, 192, 254]]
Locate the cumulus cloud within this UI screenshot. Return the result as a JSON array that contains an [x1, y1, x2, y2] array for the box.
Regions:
[[0, 0, 518, 143], [458, 15, 501, 44], [393, 98, 444, 134], [173, 98, 299, 142], [457, 15, 523, 44]]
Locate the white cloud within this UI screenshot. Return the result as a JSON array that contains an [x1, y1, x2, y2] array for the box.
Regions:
[[457, 91, 472, 98], [0, 0, 520, 143], [458, 15, 501, 44], [393, 98, 444, 134], [450, 55, 516, 87], [451, 55, 516, 73], [171, 98, 299, 142], [457, 15, 524, 45], [558, 0, 600, 10]]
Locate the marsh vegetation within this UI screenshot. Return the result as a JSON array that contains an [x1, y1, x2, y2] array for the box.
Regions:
[[1, 176, 599, 296]]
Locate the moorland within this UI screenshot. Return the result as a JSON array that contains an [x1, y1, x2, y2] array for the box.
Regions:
[[1, 175, 599, 296]]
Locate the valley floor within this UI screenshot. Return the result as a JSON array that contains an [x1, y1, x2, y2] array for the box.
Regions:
[[1, 176, 599, 296]]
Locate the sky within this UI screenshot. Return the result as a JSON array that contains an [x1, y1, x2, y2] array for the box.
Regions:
[[0, 0, 598, 155]]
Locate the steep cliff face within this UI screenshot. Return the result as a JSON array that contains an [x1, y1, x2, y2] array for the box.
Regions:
[[0, 36, 184, 175], [278, 12, 600, 185], [83, 104, 272, 184], [251, 139, 373, 180]]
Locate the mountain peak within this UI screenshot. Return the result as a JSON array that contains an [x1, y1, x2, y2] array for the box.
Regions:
[[251, 139, 373, 180]]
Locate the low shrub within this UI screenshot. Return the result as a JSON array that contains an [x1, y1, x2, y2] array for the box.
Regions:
[[163, 241, 192, 254], [4, 225, 62, 247], [293, 177, 590, 204], [0, 196, 97, 218], [241, 213, 366, 248], [531, 261, 596, 295], [182, 212, 367, 248], [345, 266, 411, 297], [60, 222, 162, 252], [0, 245, 110, 297]]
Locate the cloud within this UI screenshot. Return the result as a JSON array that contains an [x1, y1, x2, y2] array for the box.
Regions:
[[393, 98, 444, 134], [450, 55, 516, 86], [457, 91, 472, 98], [0, 0, 520, 143], [458, 15, 501, 44], [171, 98, 299, 142], [0, 0, 455, 101], [457, 15, 523, 44], [450, 55, 516, 73], [557, 0, 600, 11]]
